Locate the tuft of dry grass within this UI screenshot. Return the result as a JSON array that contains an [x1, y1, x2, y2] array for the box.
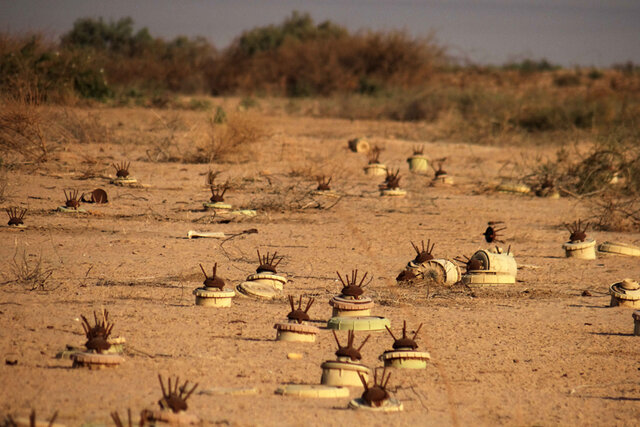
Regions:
[[4, 248, 54, 290]]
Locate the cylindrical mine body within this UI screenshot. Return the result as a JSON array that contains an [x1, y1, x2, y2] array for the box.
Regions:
[[407, 155, 429, 173], [470, 250, 517, 277], [422, 259, 462, 285], [563, 239, 597, 260], [320, 360, 369, 387]]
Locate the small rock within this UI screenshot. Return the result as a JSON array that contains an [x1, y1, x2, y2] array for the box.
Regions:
[[581, 290, 592, 297]]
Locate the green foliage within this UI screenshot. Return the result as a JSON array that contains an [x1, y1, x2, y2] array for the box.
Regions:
[[213, 106, 227, 123], [61, 17, 154, 56], [234, 11, 347, 56], [503, 58, 558, 73]]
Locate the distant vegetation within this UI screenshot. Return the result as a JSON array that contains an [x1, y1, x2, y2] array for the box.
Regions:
[[0, 12, 638, 145]]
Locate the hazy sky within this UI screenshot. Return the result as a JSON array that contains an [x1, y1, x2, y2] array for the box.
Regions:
[[2, 0, 639, 66]]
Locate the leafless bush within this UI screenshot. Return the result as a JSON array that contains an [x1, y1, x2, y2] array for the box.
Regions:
[[0, 98, 50, 162], [0, 170, 7, 202], [145, 111, 191, 162], [4, 249, 54, 290], [55, 109, 110, 144], [188, 113, 267, 163], [590, 196, 640, 232]]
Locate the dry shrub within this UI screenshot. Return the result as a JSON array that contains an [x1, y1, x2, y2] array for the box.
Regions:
[[4, 249, 54, 290], [590, 196, 640, 232], [189, 113, 267, 163], [54, 109, 110, 144], [0, 171, 7, 202], [0, 98, 50, 162]]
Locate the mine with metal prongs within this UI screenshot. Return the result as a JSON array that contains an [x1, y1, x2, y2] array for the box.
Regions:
[[332, 330, 370, 361], [80, 309, 114, 353], [209, 183, 228, 203], [367, 146, 382, 164], [157, 374, 198, 414], [385, 321, 422, 350], [6, 207, 26, 226], [483, 221, 506, 243], [199, 263, 225, 290], [316, 176, 332, 191], [5, 409, 60, 427], [454, 254, 485, 273], [358, 367, 391, 407], [412, 239, 435, 264], [81, 188, 108, 204], [206, 170, 220, 186], [256, 250, 283, 274], [64, 189, 81, 209], [384, 169, 401, 189], [565, 219, 589, 242], [337, 269, 369, 299], [112, 161, 131, 178], [111, 408, 151, 427], [433, 158, 448, 177], [412, 145, 425, 155], [287, 295, 314, 324]]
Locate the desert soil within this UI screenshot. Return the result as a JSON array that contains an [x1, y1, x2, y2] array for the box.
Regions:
[[1, 104, 639, 426]]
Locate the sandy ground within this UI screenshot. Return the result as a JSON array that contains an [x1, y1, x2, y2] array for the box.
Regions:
[[1, 106, 639, 426]]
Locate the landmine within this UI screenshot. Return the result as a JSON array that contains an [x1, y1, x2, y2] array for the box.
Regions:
[[275, 384, 349, 398], [110, 161, 138, 186], [274, 296, 319, 342], [193, 263, 235, 307], [348, 137, 370, 153], [457, 248, 517, 287], [236, 250, 287, 300], [5, 207, 27, 229], [380, 321, 430, 369], [71, 309, 124, 369], [396, 240, 461, 286], [321, 331, 371, 387], [431, 158, 454, 185], [496, 181, 531, 194], [349, 368, 403, 412], [406, 145, 429, 173], [609, 279, 640, 308], [8, 410, 65, 427], [562, 219, 596, 259], [633, 311, 640, 336], [203, 183, 232, 211], [146, 375, 200, 425], [81, 188, 109, 204], [364, 146, 387, 176], [310, 176, 340, 198], [57, 189, 86, 213], [380, 169, 406, 197], [327, 270, 390, 331], [598, 241, 640, 257]]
